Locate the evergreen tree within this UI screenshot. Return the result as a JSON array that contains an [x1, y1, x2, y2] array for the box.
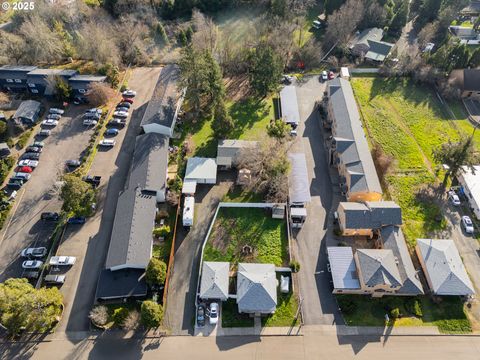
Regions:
[[447, 44, 471, 72], [324, 0, 346, 16], [179, 45, 208, 116], [204, 51, 225, 116], [247, 44, 283, 98], [212, 100, 234, 139], [388, 0, 408, 37]]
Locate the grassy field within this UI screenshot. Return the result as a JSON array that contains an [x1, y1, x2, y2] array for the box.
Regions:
[[337, 295, 471, 333], [222, 186, 264, 203], [351, 77, 473, 245], [203, 207, 288, 267]]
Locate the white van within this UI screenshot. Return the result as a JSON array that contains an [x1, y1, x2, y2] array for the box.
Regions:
[[182, 195, 195, 228]]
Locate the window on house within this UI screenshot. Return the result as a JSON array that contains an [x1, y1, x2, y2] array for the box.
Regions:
[[28, 83, 35, 88], [6, 79, 13, 83], [14, 79, 21, 83], [31, 89, 39, 94]]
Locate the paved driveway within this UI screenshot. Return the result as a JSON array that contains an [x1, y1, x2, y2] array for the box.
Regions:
[[0, 105, 95, 282], [290, 76, 343, 325]]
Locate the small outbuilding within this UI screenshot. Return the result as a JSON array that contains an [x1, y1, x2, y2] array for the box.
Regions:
[[184, 157, 217, 186], [217, 139, 257, 169], [199, 261, 230, 301], [13, 100, 41, 125], [279, 85, 300, 126]]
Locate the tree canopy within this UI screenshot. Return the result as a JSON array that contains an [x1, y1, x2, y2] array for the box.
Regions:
[[140, 300, 163, 329], [61, 174, 96, 217], [247, 44, 283, 98], [145, 258, 167, 286]]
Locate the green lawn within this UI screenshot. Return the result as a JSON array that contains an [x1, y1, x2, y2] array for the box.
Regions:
[[351, 77, 471, 245], [451, 20, 474, 28], [262, 285, 299, 327], [190, 97, 274, 158], [222, 186, 264, 203], [336, 295, 471, 334], [221, 299, 255, 328], [204, 207, 288, 267]]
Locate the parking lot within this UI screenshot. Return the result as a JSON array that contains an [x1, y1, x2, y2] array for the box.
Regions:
[[0, 105, 95, 282]]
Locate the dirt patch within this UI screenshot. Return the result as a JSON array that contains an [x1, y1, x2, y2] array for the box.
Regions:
[[210, 221, 230, 254], [225, 76, 251, 101]]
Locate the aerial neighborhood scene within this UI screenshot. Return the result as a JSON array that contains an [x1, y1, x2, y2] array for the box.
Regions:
[[2, 0, 480, 358]]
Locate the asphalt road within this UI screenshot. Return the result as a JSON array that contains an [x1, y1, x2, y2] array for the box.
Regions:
[[54, 67, 163, 333], [0, 105, 95, 282], [290, 76, 342, 325]]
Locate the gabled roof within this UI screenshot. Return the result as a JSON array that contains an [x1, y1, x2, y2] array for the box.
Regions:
[[185, 157, 217, 182], [329, 78, 382, 195], [417, 239, 475, 295], [13, 100, 41, 121], [200, 261, 230, 300], [288, 153, 311, 204], [450, 69, 480, 92], [327, 247, 361, 290], [365, 40, 394, 62], [279, 85, 300, 124], [356, 249, 403, 287], [217, 140, 258, 166], [338, 201, 402, 230], [140, 64, 183, 131], [0, 65, 37, 79], [27, 68, 78, 77], [350, 28, 384, 48], [96, 268, 147, 300], [237, 263, 277, 313], [105, 188, 156, 270], [128, 133, 169, 195]]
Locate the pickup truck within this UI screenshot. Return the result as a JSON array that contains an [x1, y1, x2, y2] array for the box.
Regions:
[[49, 256, 76, 266], [82, 175, 101, 187]]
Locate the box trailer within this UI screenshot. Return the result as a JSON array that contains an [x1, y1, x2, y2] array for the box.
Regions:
[[183, 195, 195, 228]]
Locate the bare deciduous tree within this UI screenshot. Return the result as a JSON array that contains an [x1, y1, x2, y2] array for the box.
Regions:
[[86, 82, 115, 106], [122, 309, 140, 331], [192, 10, 218, 53], [417, 21, 439, 48], [19, 16, 64, 63], [89, 305, 108, 327], [324, 0, 365, 48], [0, 32, 26, 64], [77, 21, 120, 65]]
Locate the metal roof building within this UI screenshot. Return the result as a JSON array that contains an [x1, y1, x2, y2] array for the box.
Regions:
[[199, 261, 230, 301], [237, 263, 277, 314], [416, 239, 475, 296], [327, 247, 360, 291], [105, 188, 157, 271], [184, 157, 217, 185], [217, 139, 258, 168], [279, 85, 300, 125], [288, 153, 311, 205]]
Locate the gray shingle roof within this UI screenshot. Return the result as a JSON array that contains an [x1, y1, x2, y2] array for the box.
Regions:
[[13, 100, 41, 122], [96, 268, 147, 300], [339, 202, 371, 228], [128, 133, 169, 197], [356, 249, 403, 287], [68, 75, 107, 89], [0, 65, 37, 79], [105, 188, 156, 270], [417, 239, 475, 295], [217, 140, 258, 167], [140, 64, 183, 131], [351, 28, 384, 48], [200, 261, 230, 300], [185, 157, 217, 182], [329, 78, 382, 195], [338, 201, 402, 229], [279, 85, 300, 124], [365, 40, 394, 62], [288, 153, 311, 204], [327, 247, 361, 290], [237, 263, 277, 314]]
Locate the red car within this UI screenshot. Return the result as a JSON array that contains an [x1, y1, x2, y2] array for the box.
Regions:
[[328, 71, 335, 80], [121, 98, 134, 104], [15, 166, 33, 173]]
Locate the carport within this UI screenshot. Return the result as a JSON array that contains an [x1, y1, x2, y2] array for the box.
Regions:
[[183, 157, 217, 192]]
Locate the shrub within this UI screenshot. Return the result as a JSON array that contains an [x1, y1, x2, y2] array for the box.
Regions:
[[122, 309, 140, 331], [89, 305, 108, 327], [390, 308, 400, 319], [16, 129, 32, 149], [140, 300, 163, 329], [406, 298, 423, 317], [153, 225, 170, 237], [112, 307, 129, 326], [145, 258, 167, 286], [289, 260, 300, 273], [267, 119, 289, 138]]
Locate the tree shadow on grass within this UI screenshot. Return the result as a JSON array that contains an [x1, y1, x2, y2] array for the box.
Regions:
[[228, 98, 272, 139]]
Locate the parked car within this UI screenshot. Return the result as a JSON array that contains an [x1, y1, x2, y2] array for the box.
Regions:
[[321, 71, 328, 81], [18, 159, 38, 168], [44, 274, 66, 285], [49, 108, 65, 115], [108, 118, 126, 127], [41, 119, 59, 127], [14, 172, 31, 181], [67, 216, 86, 224], [282, 75, 295, 84], [105, 128, 119, 136], [41, 212, 59, 221], [117, 102, 131, 109], [83, 119, 98, 126], [99, 139, 116, 147], [21, 152, 40, 160], [47, 114, 61, 120], [7, 180, 23, 190], [32, 141, 45, 148], [73, 96, 88, 105], [121, 97, 134, 104], [21, 247, 47, 258], [197, 304, 206, 327], [83, 113, 100, 120], [37, 129, 51, 137], [86, 108, 103, 115], [22, 260, 43, 269], [15, 166, 33, 173], [122, 89, 137, 97], [49, 256, 76, 266], [83, 175, 101, 187], [209, 303, 219, 325], [328, 71, 335, 80], [116, 106, 130, 112], [65, 159, 81, 168], [462, 216, 474, 234], [23, 271, 39, 279], [280, 275, 290, 294], [26, 146, 42, 153], [113, 111, 129, 118], [448, 190, 461, 206]]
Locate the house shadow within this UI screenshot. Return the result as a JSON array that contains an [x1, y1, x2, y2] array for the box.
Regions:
[[215, 335, 261, 352]]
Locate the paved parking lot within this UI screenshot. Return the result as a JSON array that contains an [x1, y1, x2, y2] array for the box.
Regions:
[[0, 105, 95, 282]]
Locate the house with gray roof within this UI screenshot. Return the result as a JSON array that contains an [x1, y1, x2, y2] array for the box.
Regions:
[[355, 249, 403, 291], [96, 268, 148, 301], [26, 68, 78, 96], [326, 78, 382, 202], [0, 65, 37, 92], [237, 263, 277, 315], [199, 261, 230, 301], [288, 153, 311, 206], [327, 247, 361, 293], [68, 74, 107, 99], [349, 28, 394, 63], [279, 85, 300, 126], [182, 157, 217, 194], [128, 133, 169, 203], [449, 69, 480, 100], [416, 239, 475, 296], [140, 64, 185, 137], [217, 139, 258, 169], [13, 100, 41, 125], [105, 187, 157, 271]]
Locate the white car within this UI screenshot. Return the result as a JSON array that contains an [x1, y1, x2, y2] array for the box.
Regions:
[[209, 302, 219, 325], [21, 247, 47, 258], [321, 71, 328, 81], [448, 190, 461, 206], [280, 275, 290, 294], [462, 216, 474, 234], [49, 256, 76, 266], [113, 111, 129, 118], [49, 108, 65, 115], [99, 139, 116, 147], [18, 160, 39, 168], [122, 89, 137, 97], [83, 119, 98, 126], [22, 260, 43, 269], [42, 119, 59, 127], [14, 172, 31, 181], [86, 108, 102, 115]]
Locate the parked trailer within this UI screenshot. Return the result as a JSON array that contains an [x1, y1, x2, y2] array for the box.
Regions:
[[183, 195, 195, 228]]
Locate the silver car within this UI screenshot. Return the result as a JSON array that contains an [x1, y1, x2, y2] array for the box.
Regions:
[[21, 247, 47, 258], [22, 260, 43, 269]]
